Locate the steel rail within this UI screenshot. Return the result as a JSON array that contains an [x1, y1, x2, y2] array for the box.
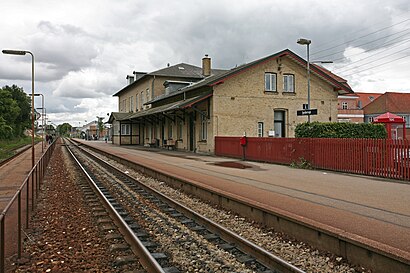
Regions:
[[64, 140, 166, 273], [71, 139, 305, 273], [0, 145, 31, 168]]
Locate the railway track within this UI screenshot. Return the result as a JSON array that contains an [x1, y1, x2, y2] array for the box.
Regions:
[[0, 144, 31, 167], [64, 138, 305, 273]]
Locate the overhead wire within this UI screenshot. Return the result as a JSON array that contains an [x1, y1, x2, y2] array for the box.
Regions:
[[311, 16, 410, 56], [313, 27, 410, 60], [303, 9, 410, 86], [333, 38, 410, 73], [334, 47, 409, 74], [340, 54, 410, 77]]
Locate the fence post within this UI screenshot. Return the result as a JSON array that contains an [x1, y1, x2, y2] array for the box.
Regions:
[[26, 173, 31, 229], [0, 215, 4, 273], [18, 191, 21, 259]]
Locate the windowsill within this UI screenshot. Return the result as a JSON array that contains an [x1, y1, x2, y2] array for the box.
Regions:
[[198, 140, 207, 143], [264, 91, 279, 94], [282, 91, 296, 95]]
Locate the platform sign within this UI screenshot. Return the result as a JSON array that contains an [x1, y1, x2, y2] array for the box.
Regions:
[[297, 109, 318, 116]]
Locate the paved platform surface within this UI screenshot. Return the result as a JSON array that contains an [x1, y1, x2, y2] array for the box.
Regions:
[[77, 139, 410, 261], [0, 142, 45, 210]]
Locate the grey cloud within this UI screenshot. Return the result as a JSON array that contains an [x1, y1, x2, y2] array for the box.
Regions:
[[28, 21, 100, 80], [1, 0, 409, 127]]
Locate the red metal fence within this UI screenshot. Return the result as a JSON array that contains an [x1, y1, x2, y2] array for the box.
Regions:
[[0, 139, 57, 273], [215, 136, 410, 181]]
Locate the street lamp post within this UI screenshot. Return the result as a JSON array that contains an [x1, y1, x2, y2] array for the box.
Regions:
[[45, 116, 48, 135], [34, 94, 44, 152], [2, 49, 35, 167], [297, 38, 311, 122]]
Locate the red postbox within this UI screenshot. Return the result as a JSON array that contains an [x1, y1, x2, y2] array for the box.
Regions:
[[240, 136, 247, 146]]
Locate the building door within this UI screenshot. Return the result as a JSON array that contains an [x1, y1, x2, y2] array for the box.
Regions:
[[161, 121, 165, 146], [189, 113, 195, 152], [274, 110, 286, 137]]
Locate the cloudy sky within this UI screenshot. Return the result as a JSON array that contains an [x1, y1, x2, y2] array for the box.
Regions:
[[0, 0, 409, 126]]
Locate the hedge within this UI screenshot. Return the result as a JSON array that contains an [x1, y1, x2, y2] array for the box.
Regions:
[[295, 122, 387, 139]]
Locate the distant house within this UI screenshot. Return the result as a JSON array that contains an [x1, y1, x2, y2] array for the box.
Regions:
[[337, 92, 381, 123], [109, 49, 353, 153], [363, 92, 410, 138]]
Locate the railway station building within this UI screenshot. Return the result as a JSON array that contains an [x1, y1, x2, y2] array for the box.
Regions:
[[108, 49, 353, 153]]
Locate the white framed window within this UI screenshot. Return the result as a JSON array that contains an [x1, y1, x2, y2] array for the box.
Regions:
[[264, 73, 277, 92], [177, 120, 183, 140], [399, 115, 409, 128], [120, 99, 126, 112], [146, 88, 150, 102], [130, 96, 133, 112], [257, 122, 264, 137], [140, 91, 144, 109], [200, 114, 207, 141], [283, 74, 294, 92], [168, 122, 173, 139], [342, 102, 348, 109], [368, 117, 374, 123], [121, 124, 130, 135]]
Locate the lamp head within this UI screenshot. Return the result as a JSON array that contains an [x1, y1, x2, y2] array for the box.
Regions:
[[2, 49, 27, 55], [297, 38, 311, 45]]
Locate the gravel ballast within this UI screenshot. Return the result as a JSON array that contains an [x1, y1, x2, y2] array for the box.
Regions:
[[13, 143, 142, 272]]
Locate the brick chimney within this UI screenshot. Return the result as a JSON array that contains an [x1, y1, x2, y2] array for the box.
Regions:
[[126, 74, 135, 85], [202, 54, 211, 77]]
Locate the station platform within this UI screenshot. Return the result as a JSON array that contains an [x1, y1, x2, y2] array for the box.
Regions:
[[0, 142, 45, 210], [75, 139, 410, 263]]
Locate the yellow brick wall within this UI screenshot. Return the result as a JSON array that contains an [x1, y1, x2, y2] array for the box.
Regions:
[[115, 56, 340, 155], [118, 77, 152, 112], [212, 57, 338, 139]]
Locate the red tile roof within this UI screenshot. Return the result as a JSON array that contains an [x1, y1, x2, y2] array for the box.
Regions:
[[342, 92, 382, 108], [364, 92, 410, 114]]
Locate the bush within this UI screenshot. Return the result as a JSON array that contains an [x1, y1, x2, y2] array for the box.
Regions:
[[290, 157, 313, 169], [295, 122, 387, 139]]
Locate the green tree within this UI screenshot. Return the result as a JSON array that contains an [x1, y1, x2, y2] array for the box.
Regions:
[[0, 87, 22, 139], [0, 85, 31, 139], [97, 117, 104, 138], [57, 123, 72, 136], [0, 116, 13, 139], [7, 85, 31, 136]]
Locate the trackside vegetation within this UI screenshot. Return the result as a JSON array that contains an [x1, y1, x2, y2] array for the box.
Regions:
[[295, 122, 387, 139], [0, 85, 31, 139]]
